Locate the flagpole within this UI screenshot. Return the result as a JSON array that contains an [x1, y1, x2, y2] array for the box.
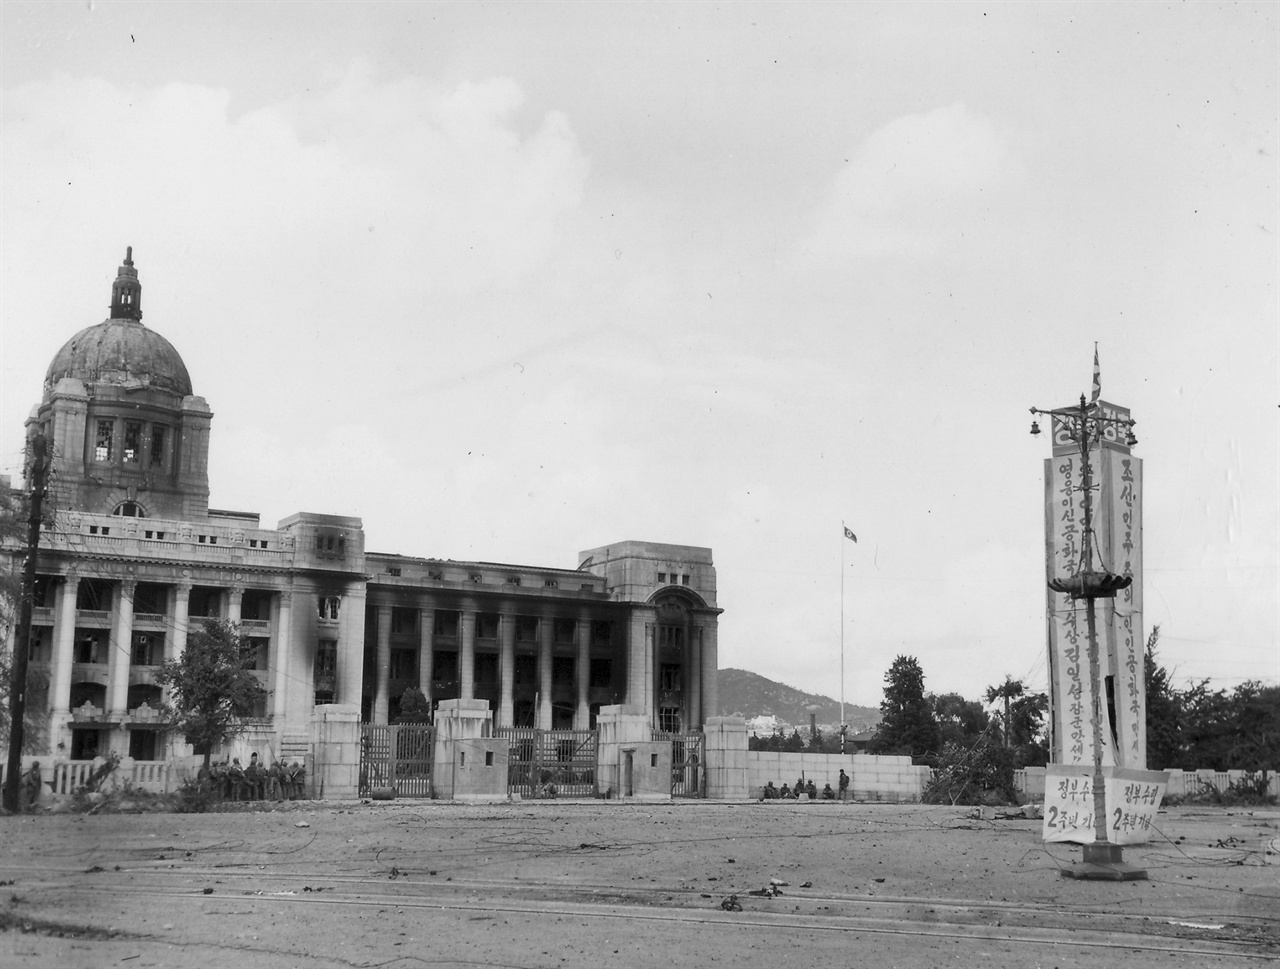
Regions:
[[840, 521, 846, 751]]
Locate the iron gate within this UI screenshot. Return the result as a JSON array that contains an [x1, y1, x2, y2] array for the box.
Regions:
[[496, 727, 596, 798], [654, 730, 704, 798], [359, 723, 435, 798]]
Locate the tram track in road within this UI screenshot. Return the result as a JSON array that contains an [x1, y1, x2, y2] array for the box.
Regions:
[[11, 863, 1279, 962]]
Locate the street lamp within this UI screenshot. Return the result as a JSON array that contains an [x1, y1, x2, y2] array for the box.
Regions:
[[1030, 394, 1145, 880]]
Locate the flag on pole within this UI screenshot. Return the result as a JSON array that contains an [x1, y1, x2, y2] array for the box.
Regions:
[[843, 526, 857, 543], [1090, 343, 1101, 404]]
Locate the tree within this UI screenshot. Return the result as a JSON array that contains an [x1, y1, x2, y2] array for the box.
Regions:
[[869, 655, 940, 759], [931, 692, 990, 749], [1143, 626, 1184, 769], [155, 619, 268, 770], [984, 676, 1025, 749], [395, 687, 431, 723]]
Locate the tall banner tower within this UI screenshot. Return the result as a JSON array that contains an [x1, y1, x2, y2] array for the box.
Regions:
[[1043, 396, 1145, 769]]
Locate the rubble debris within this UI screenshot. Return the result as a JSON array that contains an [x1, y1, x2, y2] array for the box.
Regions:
[[720, 894, 742, 911]]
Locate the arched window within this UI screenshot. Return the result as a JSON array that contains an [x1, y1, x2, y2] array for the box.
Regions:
[[113, 501, 145, 518]]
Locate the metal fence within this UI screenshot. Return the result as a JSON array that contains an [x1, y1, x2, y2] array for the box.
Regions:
[[654, 730, 705, 798], [496, 727, 597, 798], [359, 723, 435, 798]]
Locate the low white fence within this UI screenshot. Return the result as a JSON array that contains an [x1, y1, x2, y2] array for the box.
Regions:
[[1014, 766, 1278, 800]]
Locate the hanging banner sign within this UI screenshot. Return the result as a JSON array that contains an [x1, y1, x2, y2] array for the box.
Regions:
[[1103, 767, 1168, 845], [1043, 765, 1169, 845], [1043, 764, 1097, 843]]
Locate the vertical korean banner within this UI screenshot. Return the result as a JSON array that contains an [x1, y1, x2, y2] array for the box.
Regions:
[[1108, 451, 1144, 767], [1044, 455, 1111, 767]]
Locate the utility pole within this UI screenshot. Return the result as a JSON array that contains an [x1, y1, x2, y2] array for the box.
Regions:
[[3, 433, 49, 813]]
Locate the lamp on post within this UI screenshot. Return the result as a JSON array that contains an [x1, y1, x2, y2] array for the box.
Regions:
[[1030, 394, 1146, 880]]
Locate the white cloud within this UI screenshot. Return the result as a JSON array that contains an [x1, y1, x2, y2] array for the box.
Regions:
[[797, 102, 1017, 261]]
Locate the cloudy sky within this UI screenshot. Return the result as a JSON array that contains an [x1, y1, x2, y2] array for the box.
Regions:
[[2, 3, 1275, 708]]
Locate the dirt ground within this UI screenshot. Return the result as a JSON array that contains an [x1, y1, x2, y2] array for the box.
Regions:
[[0, 798, 1276, 969]]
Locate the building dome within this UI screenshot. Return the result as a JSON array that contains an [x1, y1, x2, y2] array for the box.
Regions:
[[43, 249, 193, 398]]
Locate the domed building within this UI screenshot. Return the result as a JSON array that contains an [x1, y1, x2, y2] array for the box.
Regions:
[[36, 248, 210, 522], [9, 251, 722, 799]]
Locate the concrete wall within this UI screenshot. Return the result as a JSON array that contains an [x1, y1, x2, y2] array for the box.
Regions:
[[310, 704, 360, 799], [619, 741, 671, 800], [703, 716, 748, 800], [438, 737, 508, 801], [747, 750, 930, 803]]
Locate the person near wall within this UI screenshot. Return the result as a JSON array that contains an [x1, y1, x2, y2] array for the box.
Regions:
[[23, 762, 43, 808], [838, 768, 850, 802], [821, 783, 835, 800], [805, 779, 818, 800], [779, 783, 792, 799]]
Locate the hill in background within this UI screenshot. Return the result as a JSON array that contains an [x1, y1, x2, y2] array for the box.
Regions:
[[717, 668, 880, 733]]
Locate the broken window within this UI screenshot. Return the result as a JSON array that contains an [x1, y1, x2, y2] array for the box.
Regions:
[[659, 706, 681, 733], [553, 619, 576, 644], [433, 650, 458, 683], [130, 631, 160, 666], [589, 657, 612, 688], [318, 596, 341, 621], [660, 663, 682, 691], [659, 625, 685, 649], [473, 651, 497, 686], [514, 654, 537, 687], [477, 614, 499, 640], [591, 621, 612, 647], [150, 425, 166, 469], [552, 655, 575, 686], [94, 420, 114, 462], [391, 648, 417, 681], [114, 501, 144, 517], [433, 611, 459, 638], [515, 617, 537, 643], [391, 607, 416, 634], [314, 640, 337, 704], [123, 421, 142, 463]]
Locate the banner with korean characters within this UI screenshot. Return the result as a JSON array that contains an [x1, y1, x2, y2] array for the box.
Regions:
[[1043, 764, 1097, 843], [1043, 764, 1169, 844], [1103, 767, 1168, 845]]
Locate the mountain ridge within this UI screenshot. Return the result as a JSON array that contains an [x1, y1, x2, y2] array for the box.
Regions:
[[717, 667, 880, 732]]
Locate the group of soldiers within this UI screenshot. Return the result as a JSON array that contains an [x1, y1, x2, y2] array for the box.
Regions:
[[762, 769, 851, 802], [200, 753, 306, 801]]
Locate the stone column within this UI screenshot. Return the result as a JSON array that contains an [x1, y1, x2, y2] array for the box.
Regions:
[[337, 583, 366, 709], [107, 578, 136, 715], [227, 585, 244, 624], [163, 579, 192, 710], [575, 615, 591, 729], [418, 607, 434, 703], [373, 603, 392, 724], [170, 580, 192, 663], [682, 620, 694, 732], [645, 622, 657, 725], [537, 616, 553, 730], [625, 611, 648, 710], [498, 612, 515, 727], [700, 620, 719, 725], [272, 591, 293, 721], [50, 572, 80, 715], [459, 610, 476, 700], [687, 623, 703, 731]]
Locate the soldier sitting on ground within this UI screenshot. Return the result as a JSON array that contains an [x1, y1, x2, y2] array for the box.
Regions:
[[779, 783, 792, 799], [805, 779, 818, 800], [821, 783, 835, 800], [763, 781, 778, 799]]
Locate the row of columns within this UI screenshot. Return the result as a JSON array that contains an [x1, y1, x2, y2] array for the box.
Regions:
[[43, 573, 303, 726], [370, 606, 597, 730], [367, 603, 719, 732]]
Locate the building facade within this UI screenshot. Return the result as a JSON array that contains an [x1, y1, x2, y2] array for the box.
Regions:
[[6, 252, 721, 768]]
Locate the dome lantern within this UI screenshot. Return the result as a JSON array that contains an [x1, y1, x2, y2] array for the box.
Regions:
[[110, 246, 142, 321]]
